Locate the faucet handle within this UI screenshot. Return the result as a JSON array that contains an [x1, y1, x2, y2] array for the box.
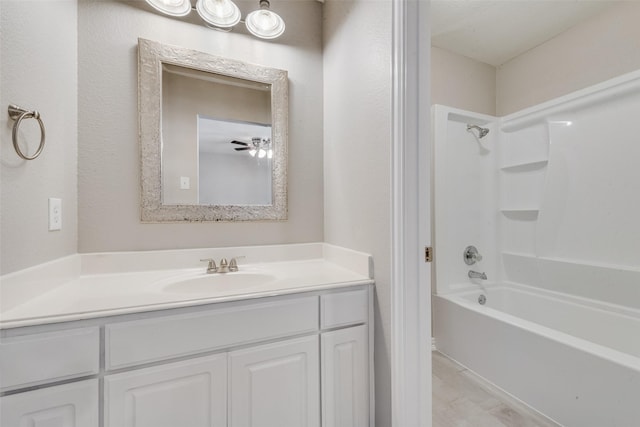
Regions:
[[464, 246, 483, 265], [200, 258, 217, 273], [228, 256, 245, 272]]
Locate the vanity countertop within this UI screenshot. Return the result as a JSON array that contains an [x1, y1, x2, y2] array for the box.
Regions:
[[0, 244, 373, 329]]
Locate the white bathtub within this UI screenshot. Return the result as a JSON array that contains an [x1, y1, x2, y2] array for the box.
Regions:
[[434, 283, 640, 427]]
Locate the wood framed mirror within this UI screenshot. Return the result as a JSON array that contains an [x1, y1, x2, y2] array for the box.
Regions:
[[138, 38, 288, 222]]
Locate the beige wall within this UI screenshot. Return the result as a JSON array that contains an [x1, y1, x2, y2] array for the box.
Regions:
[[323, 0, 392, 424], [78, 0, 323, 253], [0, 1, 78, 274], [497, 1, 640, 116], [431, 46, 496, 116]]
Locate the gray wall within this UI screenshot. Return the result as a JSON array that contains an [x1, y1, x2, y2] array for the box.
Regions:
[[0, 0, 78, 274], [78, 0, 323, 253], [323, 1, 393, 425]]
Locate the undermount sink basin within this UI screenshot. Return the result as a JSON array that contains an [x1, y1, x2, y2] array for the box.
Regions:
[[162, 272, 276, 294]]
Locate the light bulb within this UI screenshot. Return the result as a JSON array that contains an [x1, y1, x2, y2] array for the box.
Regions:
[[249, 149, 257, 157], [258, 148, 267, 158], [145, 0, 192, 17], [267, 149, 273, 159], [196, 0, 241, 28], [245, 0, 285, 39]]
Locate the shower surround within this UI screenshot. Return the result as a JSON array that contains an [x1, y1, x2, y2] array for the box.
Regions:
[[432, 70, 640, 426]]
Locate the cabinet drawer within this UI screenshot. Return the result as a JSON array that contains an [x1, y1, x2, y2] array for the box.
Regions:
[[320, 289, 369, 329], [0, 327, 99, 391], [106, 296, 318, 370]]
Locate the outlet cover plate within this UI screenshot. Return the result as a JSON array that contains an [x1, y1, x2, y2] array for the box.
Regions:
[[48, 198, 62, 231]]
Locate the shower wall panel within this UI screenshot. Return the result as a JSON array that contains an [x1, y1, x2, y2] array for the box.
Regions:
[[434, 69, 640, 306], [432, 107, 498, 294]]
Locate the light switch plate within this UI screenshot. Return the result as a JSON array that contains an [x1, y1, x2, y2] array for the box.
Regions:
[[180, 176, 190, 190], [48, 198, 62, 231]]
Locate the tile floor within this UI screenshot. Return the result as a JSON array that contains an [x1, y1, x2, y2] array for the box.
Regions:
[[432, 351, 561, 427]]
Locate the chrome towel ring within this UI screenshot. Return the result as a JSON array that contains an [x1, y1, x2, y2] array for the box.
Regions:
[[8, 104, 46, 160]]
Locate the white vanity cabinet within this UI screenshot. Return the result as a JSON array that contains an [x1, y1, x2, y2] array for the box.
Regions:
[[0, 285, 373, 427]]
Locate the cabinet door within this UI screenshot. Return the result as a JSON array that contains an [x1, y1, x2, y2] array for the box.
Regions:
[[321, 325, 369, 427], [105, 354, 227, 427], [0, 379, 98, 427], [229, 335, 320, 427]]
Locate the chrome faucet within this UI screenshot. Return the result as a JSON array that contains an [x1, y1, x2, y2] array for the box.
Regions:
[[468, 270, 487, 280]]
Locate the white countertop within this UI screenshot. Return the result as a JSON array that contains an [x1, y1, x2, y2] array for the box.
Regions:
[[0, 244, 373, 329]]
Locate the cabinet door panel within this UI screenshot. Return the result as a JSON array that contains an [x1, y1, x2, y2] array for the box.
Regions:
[[0, 379, 99, 427], [230, 336, 319, 427], [321, 325, 369, 427], [105, 354, 227, 427]]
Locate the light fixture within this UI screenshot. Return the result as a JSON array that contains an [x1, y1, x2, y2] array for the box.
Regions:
[[196, 0, 241, 28], [145, 0, 285, 39], [245, 0, 285, 40], [232, 137, 271, 158], [145, 0, 192, 17]]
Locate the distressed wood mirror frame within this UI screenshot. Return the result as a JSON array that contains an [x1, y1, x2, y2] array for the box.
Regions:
[[138, 38, 288, 222]]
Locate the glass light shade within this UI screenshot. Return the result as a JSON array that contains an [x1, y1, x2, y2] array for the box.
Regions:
[[245, 5, 285, 39], [249, 149, 257, 157], [145, 0, 192, 17], [267, 149, 273, 159], [258, 148, 267, 158], [196, 0, 241, 28]]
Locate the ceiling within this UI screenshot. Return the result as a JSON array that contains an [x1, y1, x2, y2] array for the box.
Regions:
[[431, 0, 619, 66], [198, 116, 271, 155]]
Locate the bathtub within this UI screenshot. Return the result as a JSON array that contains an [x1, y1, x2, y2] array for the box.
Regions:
[[433, 283, 640, 427]]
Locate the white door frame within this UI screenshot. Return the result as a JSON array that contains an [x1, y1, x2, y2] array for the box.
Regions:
[[391, 0, 432, 426]]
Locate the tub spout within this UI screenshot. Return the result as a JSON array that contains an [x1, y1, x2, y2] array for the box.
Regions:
[[468, 270, 487, 280]]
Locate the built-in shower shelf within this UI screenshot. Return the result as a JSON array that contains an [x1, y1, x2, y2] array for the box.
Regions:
[[500, 209, 539, 220], [500, 159, 548, 172]]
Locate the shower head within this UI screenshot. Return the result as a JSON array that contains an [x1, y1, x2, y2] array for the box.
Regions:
[[467, 124, 490, 139]]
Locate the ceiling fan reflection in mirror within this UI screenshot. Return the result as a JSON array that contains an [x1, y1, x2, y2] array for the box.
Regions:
[[231, 137, 273, 159]]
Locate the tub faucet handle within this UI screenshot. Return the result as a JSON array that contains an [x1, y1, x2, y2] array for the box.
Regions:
[[200, 258, 217, 274], [464, 246, 483, 265]]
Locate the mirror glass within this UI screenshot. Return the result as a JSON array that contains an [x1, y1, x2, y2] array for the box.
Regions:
[[139, 38, 288, 222], [161, 64, 273, 206], [196, 116, 272, 206]]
